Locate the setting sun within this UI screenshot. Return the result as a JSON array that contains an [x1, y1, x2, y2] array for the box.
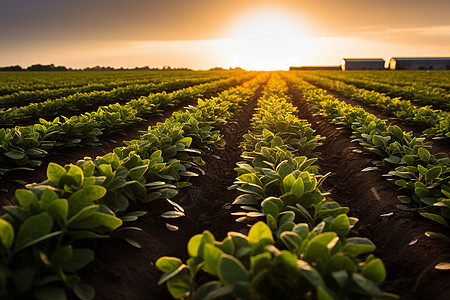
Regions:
[[222, 8, 314, 70]]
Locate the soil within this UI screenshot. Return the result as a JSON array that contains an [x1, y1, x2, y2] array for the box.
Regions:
[[77, 85, 262, 299], [288, 83, 450, 300], [0, 100, 196, 207], [2, 77, 450, 300]]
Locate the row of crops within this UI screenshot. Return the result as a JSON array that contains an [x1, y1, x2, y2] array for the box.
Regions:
[[0, 70, 449, 299], [0, 71, 233, 96], [0, 71, 262, 299], [157, 74, 392, 299], [285, 73, 450, 230], [0, 74, 257, 178]]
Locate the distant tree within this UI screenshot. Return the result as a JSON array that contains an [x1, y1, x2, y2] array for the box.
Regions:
[[0, 65, 23, 71], [26, 64, 68, 71]]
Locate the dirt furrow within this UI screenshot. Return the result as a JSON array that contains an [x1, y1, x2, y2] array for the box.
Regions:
[[77, 85, 264, 299], [0, 100, 196, 206], [309, 83, 449, 155], [288, 83, 450, 300]]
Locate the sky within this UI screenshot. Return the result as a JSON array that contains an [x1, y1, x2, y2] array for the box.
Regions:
[[0, 0, 449, 70]]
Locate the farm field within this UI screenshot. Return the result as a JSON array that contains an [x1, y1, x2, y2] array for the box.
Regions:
[[0, 70, 449, 300]]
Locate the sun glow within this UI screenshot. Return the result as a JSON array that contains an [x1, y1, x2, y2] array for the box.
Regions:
[[222, 8, 315, 70]]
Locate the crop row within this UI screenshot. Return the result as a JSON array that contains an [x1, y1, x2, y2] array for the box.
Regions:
[[299, 73, 450, 139], [0, 72, 226, 109], [288, 75, 450, 230], [0, 76, 263, 299], [0, 75, 229, 126], [0, 71, 224, 96], [0, 74, 255, 177], [157, 74, 392, 300], [312, 72, 449, 110], [313, 70, 450, 91]]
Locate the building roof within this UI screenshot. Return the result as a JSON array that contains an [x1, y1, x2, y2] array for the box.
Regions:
[[342, 58, 385, 62], [390, 57, 450, 61]]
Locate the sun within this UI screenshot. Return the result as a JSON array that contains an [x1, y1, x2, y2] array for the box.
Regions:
[[221, 8, 314, 70]]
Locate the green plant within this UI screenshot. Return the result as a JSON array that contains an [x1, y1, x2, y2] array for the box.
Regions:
[[157, 221, 389, 300]]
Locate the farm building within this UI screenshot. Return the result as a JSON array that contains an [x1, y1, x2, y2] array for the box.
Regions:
[[341, 58, 385, 71], [389, 57, 450, 70]]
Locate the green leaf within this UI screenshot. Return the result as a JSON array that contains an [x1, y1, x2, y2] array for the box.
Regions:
[[158, 264, 187, 286], [192, 282, 228, 300], [66, 165, 84, 186], [305, 232, 337, 263], [276, 161, 293, 179], [403, 155, 415, 165], [329, 214, 350, 238], [388, 125, 403, 140], [282, 174, 295, 193], [297, 260, 325, 288], [420, 212, 448, 226], [61, 248, 94, 272], [187, 234, 204, 258], [122, 237, 142, 249], [166, 268, 191, 299], [83, 185, 107, 201], [352, 273, 382, 297], [156, 256, 183, 273], [0, 218, 14, 249], [40, 188, 58, 210], [73, 281, 95, 300], [67, 205, 99, 224], [280, 232, 302, 251], [418, 148, 431, 163], [232, 194, 258, 206], [47, 162, 66, 185], [5, 150, 26, 160], [203, 243, 223, 276], [317, 286, 334, 300], [341, 237, 376, 256], [262, 199, 280, 219], [331, 270, 348, 289], [362, 258, 386, 284], [15, 231, 61, 253], [129, 165, 148, 180], [425, 166, 442, 182], [16, 212, 53, 248], [51, 245, 73, 264], [187, 232, 214, 258], [384, 155, 401, 164], [291, 177, 305, 198], [15, 189, 39, 211], [425, 231, 450, 242], [248, 221, 274, 250], [218, 254, 249, 286], [47, 199, 68, 220], [91, 212, 123, 230]]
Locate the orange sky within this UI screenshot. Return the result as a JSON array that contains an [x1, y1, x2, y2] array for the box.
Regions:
[[0, 0, 449, 70]]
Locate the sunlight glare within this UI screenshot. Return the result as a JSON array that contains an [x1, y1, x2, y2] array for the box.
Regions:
[[222, 8, 314, 70]]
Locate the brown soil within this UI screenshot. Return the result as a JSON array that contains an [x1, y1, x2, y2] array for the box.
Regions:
[[3, 77, 450, 300], [0, 100, 195, 207], [76, 87, 262, 299], [288, 83, 450, 300]]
